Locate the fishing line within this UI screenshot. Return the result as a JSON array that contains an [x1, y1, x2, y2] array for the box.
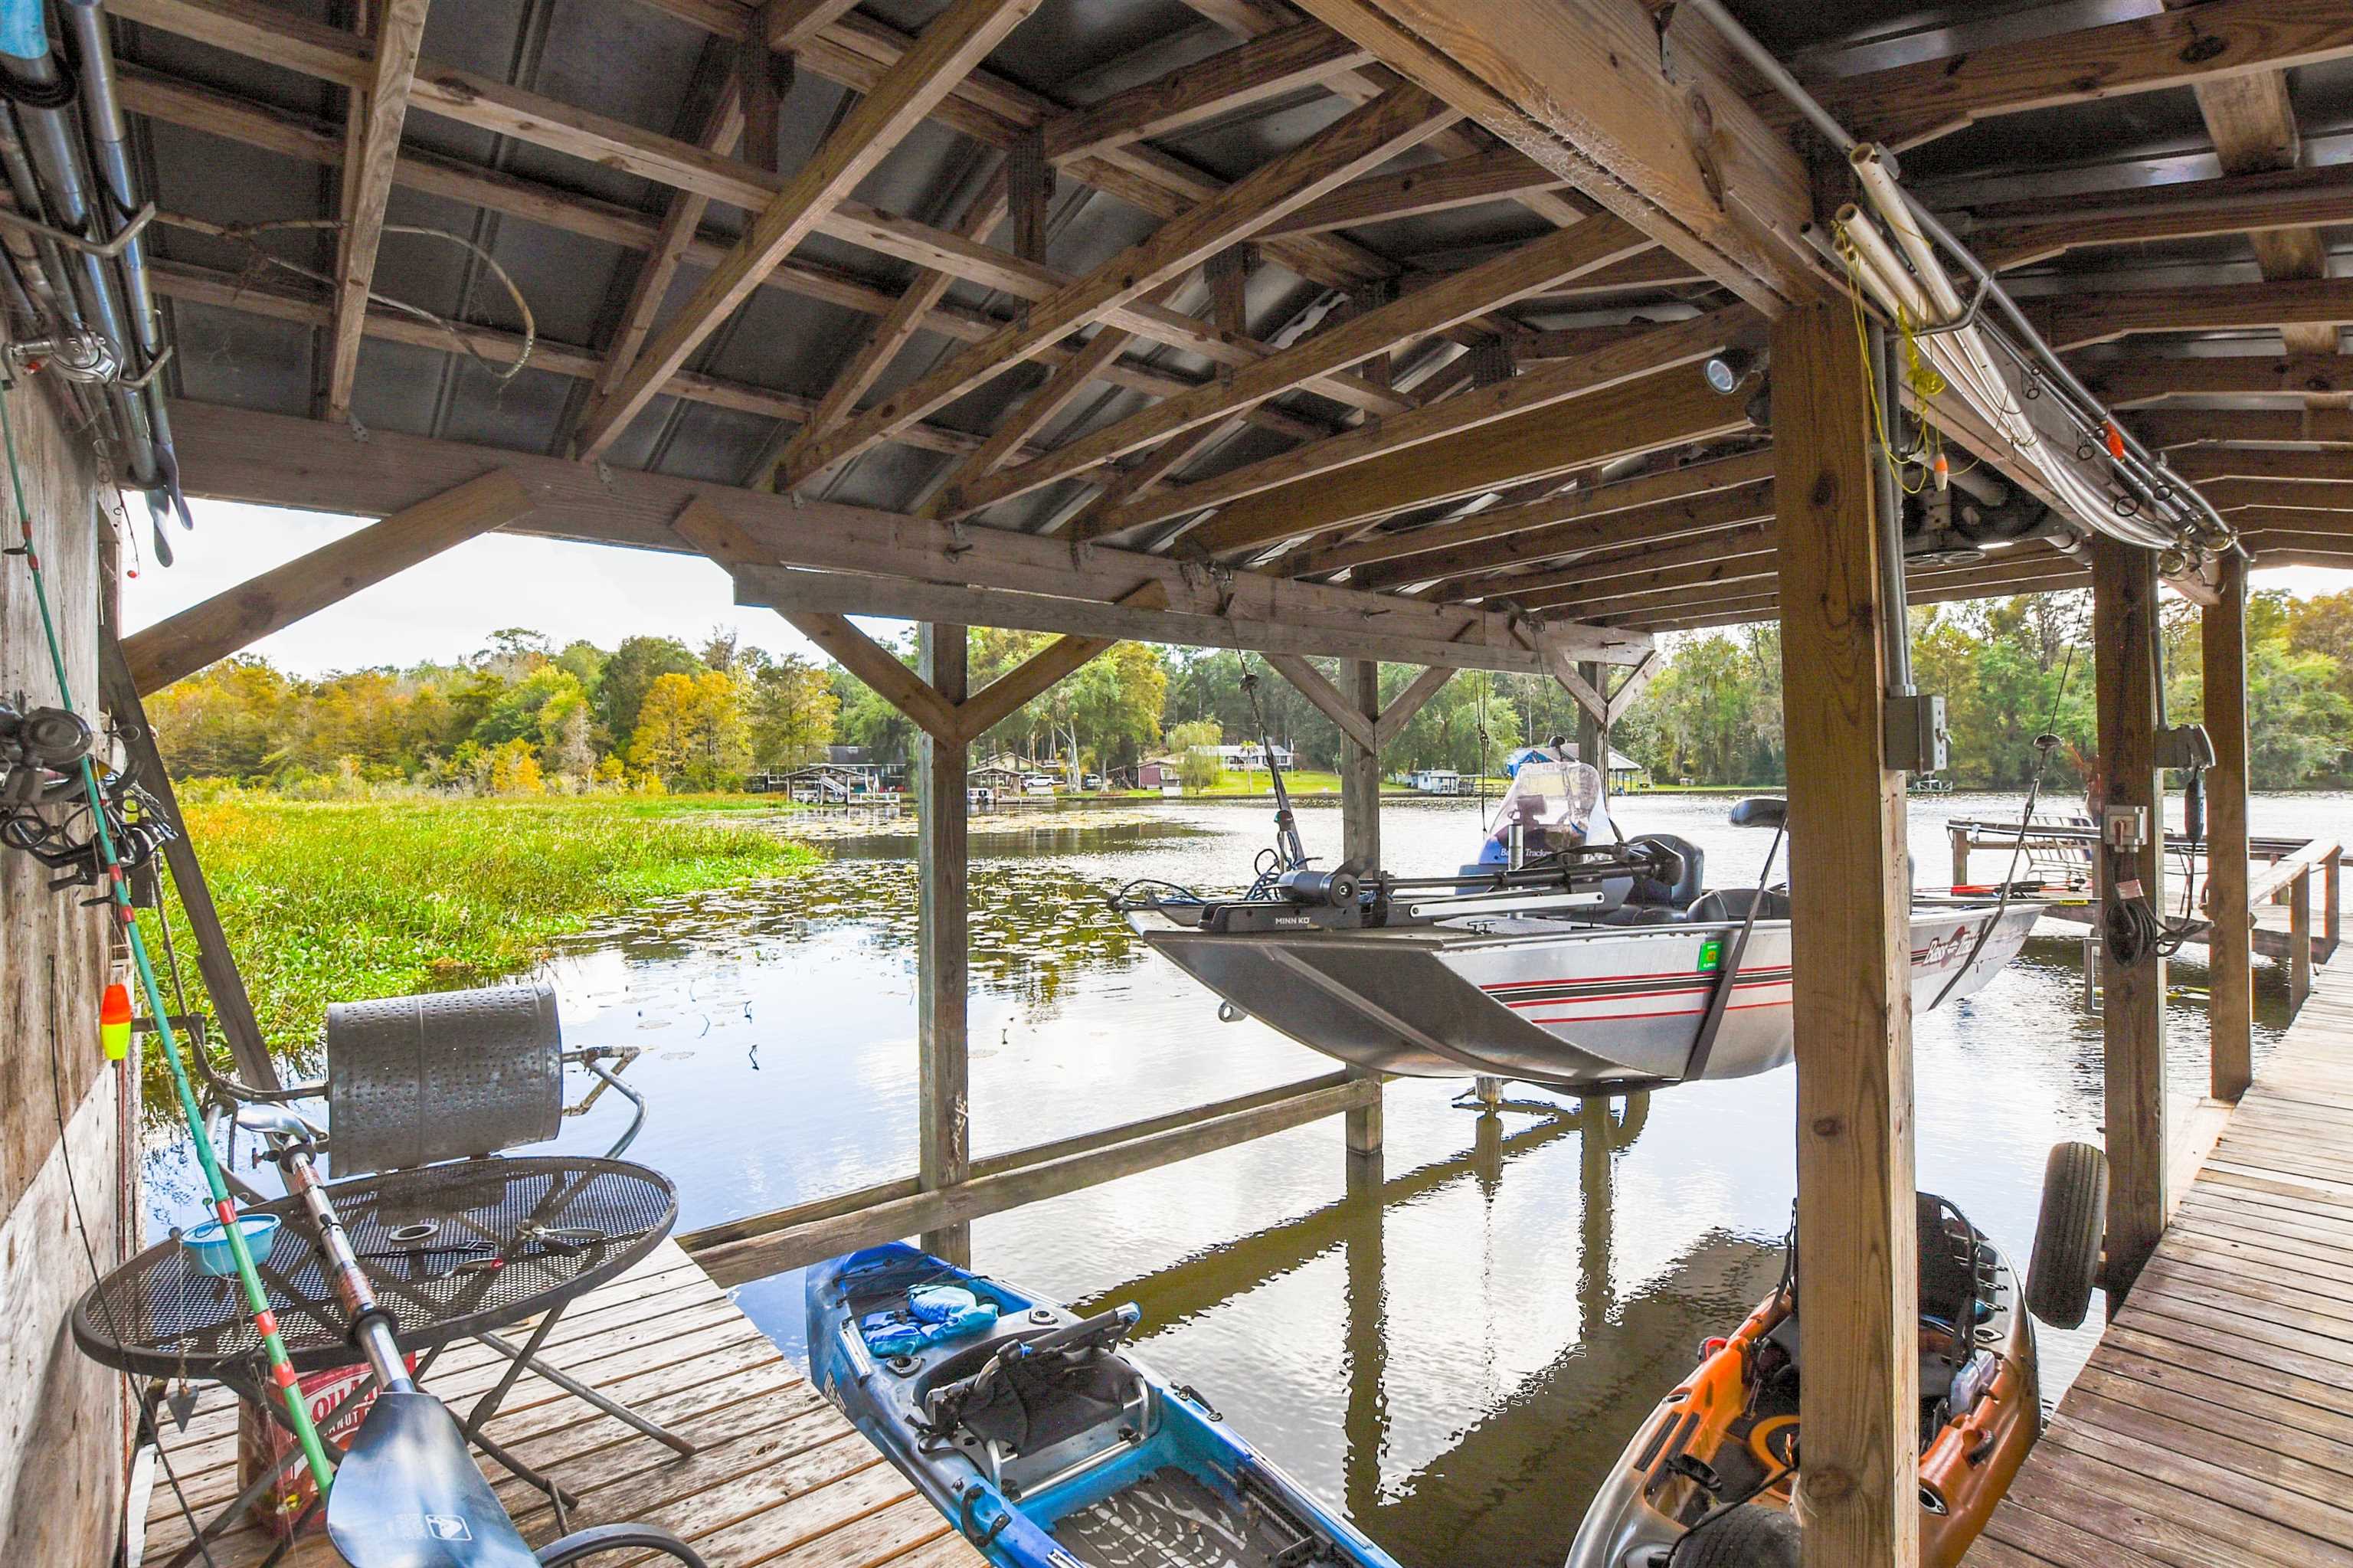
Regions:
[[45, 957, 222, 1568], [0, 381, 335, 1491], [1928, 633, 2080, 1013]]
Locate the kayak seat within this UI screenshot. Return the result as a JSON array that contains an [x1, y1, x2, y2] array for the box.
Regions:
[[1685, 888, 1792, 923], [1625, 834, 1703, 907], [951, 1349, 1139, 1460]]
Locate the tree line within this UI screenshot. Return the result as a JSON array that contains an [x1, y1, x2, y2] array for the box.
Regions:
[[146, 586, 2353, 794]]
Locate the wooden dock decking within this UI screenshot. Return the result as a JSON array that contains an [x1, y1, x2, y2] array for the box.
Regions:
[[1966, 964, 2353, 1568], [139, 1240, 983, 1568]]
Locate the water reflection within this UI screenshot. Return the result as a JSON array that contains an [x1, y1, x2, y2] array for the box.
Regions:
[[138, 792, 2328, 1568]]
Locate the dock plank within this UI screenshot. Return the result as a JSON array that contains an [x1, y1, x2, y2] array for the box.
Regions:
[[139, 1239, 984, 1567], [1965, 962, 2353, 1564]]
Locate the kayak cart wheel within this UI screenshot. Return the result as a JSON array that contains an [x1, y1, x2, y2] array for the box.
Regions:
[[1669, 1505, 1802, 1567], [2026, 1140, 2108, 1329]]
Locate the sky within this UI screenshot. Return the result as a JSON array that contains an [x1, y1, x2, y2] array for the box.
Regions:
[[117, 499, 2353, 679]]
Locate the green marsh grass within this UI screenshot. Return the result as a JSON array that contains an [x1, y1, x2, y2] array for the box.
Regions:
[[155, 796, 815, 1081]]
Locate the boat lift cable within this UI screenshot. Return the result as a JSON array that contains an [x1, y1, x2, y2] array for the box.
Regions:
[[1680, 0, 2239, 566], [1929, 640, 2080, 1013], [0, 380, 337, 1492]]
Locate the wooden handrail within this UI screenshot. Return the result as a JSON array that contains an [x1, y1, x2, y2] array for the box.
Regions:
[[2245, 837, 2338, 907]]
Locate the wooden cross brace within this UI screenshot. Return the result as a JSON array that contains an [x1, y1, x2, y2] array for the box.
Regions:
[[1546, 644, 1657, 728], [1262, 653, 1457, 757], [673, 498, 1162, 745]]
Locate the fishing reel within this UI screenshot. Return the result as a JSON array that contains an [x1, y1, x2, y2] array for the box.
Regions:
[[0, 694, 95, 805], [0, 696, 173, 898]]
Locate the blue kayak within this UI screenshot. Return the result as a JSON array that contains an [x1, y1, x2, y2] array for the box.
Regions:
[[807, 1243, 1404, 1568]]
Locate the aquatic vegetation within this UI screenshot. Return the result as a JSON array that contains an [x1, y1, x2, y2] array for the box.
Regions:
[[154, 797, 815, 1089]]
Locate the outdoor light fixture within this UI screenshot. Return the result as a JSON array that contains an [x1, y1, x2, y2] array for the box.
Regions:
[[1702, 349, 1754, 394]]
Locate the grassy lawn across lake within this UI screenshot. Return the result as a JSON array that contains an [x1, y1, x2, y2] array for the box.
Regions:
[[157, 794, 815, 1072]]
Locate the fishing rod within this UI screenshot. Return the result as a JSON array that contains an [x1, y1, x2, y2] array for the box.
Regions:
[[0, 381, 335, 1491], [1239, 666, 1307, 876]]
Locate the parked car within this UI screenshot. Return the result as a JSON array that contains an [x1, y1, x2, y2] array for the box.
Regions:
[[1083, 773, 1104, 791], [1022, 774, 1056, 794]]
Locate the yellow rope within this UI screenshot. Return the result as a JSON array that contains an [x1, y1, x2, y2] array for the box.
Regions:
[[1833, 220, 1949, 495]]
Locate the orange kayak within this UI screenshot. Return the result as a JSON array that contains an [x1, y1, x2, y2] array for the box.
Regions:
[[1566, 1193, 2040, 1568]]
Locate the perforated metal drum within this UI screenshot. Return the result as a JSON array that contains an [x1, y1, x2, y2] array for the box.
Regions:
[[326, 983, 562, 1176]]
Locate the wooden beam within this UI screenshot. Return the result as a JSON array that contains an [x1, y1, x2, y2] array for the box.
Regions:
[[122, 470, 532, 694], [1362, 478, 1775, 591], [2093, 352, 2353, 407], [916, 620, 970, 1265], [2210, 476, 2353, 510], [1774, 297, 1919, 1568], [776, 81, 1458, 486], [1265, 653, 1377, 755], [2041, 277, 2353, 352], [97, 632, 278, 1091], [2134, 407, 2353, 447], [1038, 21, 1371, 159], [950, 582, 1170, 739], [920, 322, 1143, 515], [788, 610, 965, 741], [2203, 552, 2253, 1103], [1288, 0, 1819, 314], [952, 217, 1662, 519], [1374, 663, 1454, 749], [689, 1072, 1379, 1285], [1479, 521, 1778, 613], [114, 0, 1391, 302], [767, 176, 1010, 483], [1815, 0, 2353, 152], [117, 61, 1330, 446], [573, 0, 1044, 457], [2090, 534, 2168, 1310], [1262, 146, 1573, 238], [1969, 162, 2353, 270], [1295, 450, 1775, 578], [174, 400, 1647, 669], [589, 82, 748, 412], [323, 0, 430, 422], [2173, 447, 2353, 483], [1180, 355, 1754, 556], [2181, 52, 2335, 356]]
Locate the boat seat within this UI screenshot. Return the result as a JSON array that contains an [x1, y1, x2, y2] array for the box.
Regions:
[[915, 1321, 1144, 1463], [1625, 834, 1703, 907], [1685, 888, 1792, 923]]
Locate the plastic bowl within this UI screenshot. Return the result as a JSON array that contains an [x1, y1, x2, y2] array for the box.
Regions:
[[181, 1213, 282, 1277]]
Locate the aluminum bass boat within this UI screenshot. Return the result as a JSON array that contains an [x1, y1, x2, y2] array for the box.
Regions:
[[1119, 759, 2042, 1093]]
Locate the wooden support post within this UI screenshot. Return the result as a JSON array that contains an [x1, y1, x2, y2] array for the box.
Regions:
[[1576, 657, 1604, 795], [121, 470, 533, 695], [2328, 849, 2342, 959], [1950, 827, 1971, 889], [2092, 535, 2168, 1308], [98, 631, 280, 1091], [1341, 659, 1383, 1168], [2202, 552, 2253, 1102], [918, 624, 972, 1266], [1773, 299, 1919, 1568], [2292, 869, 2315, 1012]]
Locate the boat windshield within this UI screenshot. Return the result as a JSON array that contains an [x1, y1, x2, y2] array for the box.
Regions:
[[1486, 760, 1603, 849]]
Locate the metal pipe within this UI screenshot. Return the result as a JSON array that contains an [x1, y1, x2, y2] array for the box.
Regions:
[[60, 0, 180, 508], [1678, 0, 2236, 559], [1870, 322, 1913, 696], [0, 8, 159, 486]]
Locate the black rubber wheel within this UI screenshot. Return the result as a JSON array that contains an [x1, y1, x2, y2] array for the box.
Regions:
[[2027, 1139, 2108, 1329], [1670, 1506, 1802, 1568]]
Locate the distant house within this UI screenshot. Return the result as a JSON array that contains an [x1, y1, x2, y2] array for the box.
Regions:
[[1571, 744, 1649, 793], [749, 763, 882, 800], [1408, 768, 1471, 794], [967, 763, 1025, 795], [1137, 754, 1183, 789], [1211, 741, 1294, 769]]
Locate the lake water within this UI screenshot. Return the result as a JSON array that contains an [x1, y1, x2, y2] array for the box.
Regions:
[[143, 789, 2346, 1568]]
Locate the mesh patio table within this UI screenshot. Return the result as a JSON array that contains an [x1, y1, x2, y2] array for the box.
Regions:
[[74, 1155, 682, 1565]]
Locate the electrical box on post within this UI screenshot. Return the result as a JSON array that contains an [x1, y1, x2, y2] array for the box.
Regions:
[[2103, 804, 2148, 853], [1883, 692, 1949, 774]]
